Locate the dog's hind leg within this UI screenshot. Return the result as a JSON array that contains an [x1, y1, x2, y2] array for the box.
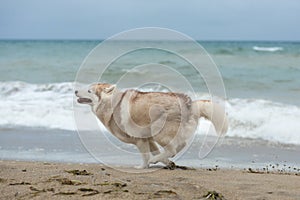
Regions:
[[148, 144, 177, 169], [135, 139, 151, 169], [149, 139, 160, 156]]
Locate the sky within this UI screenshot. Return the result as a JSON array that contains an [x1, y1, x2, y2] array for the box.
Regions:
[[0, 0, 300, 41]]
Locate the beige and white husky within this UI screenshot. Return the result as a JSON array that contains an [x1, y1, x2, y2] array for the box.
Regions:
[[75, 83, 228, 169]]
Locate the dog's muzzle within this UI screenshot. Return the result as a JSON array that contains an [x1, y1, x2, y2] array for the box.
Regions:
[[75, 90, 92, 104]]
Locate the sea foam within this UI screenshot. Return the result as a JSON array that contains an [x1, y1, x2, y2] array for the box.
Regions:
[[226, 98, 300, 145], [1, 81, 300, 145], [0, 81, 76, 130], [253, 46, 283, 52]]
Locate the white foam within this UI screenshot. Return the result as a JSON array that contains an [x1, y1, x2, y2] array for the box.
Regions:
[[226, 98, 300, 145], [0, 81, 76, 131], [253, 46, 283, 52], [1, 81, 300, 145]]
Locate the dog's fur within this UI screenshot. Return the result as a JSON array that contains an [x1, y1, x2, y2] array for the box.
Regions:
[[75, 83, 228, 168]]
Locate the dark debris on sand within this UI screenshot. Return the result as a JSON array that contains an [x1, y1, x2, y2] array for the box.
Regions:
[[162, 162, 196, 170], [203, 191, 226, 200], [245, 163, 300, 176], [65, 169, 92, 175]]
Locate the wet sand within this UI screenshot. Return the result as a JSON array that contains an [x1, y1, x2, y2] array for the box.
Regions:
[[1, 128, 300, 170], [0, 160, 299, 200]]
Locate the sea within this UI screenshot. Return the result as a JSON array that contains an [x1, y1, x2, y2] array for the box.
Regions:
[[0, 40, 300, 169]]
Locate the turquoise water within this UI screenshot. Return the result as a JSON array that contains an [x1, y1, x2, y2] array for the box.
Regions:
[[1, 40, 299, 104], [1, 40, 300, 145], [0, 40, 96, 83]]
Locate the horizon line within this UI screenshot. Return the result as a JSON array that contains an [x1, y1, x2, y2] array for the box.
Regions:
[[0, 38, 300, 42]]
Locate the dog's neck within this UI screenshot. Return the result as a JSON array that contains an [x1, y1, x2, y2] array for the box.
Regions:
[[92, 90, 123, 127]]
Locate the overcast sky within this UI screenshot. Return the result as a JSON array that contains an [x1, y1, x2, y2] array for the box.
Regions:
[[1, 0, 299, 40]]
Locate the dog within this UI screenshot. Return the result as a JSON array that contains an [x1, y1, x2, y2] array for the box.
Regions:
[[75, 83, 228, 169]]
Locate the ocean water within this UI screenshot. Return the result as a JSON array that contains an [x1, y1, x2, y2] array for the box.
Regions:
[[1, 40, 300, 147]]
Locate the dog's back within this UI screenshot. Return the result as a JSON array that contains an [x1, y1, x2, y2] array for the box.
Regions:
[[128, 90, 193, 125]]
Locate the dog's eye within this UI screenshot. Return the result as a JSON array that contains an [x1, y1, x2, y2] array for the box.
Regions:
[[88, 90, 91, 93]]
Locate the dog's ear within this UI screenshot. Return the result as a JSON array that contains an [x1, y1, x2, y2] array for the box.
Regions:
[[104, 85, 116, 94]]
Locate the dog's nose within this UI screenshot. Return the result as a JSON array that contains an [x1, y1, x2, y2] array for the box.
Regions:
[[75, 90, 78, 95]]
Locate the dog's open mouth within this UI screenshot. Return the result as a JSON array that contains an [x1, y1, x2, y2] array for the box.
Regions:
[[77, 98, 92, 104]]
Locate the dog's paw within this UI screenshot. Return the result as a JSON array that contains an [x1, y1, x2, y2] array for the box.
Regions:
[[164, 161, 176, 170], [134, 164, 149, 169]]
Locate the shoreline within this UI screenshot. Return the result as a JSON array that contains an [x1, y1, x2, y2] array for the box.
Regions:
[[1, 128, 300, 169], [0, 160, 299, 200]]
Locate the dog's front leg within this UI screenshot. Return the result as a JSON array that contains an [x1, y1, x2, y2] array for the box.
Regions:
[[134, 139, 151, 169]]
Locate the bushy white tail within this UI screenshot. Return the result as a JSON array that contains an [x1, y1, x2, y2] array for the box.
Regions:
[[193, 100, 228, 135]]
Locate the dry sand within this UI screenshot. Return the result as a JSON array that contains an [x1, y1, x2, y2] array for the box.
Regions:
[[0, 160, 299, 200]]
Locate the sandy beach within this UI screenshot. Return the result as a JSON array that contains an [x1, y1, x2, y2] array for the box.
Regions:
[[0, 160, 299, 200], [1, 129, 300, 200]]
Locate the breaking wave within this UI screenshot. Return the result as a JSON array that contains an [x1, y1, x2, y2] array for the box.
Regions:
[[253, 46, 283, 52], [1, 81, 300, 145]]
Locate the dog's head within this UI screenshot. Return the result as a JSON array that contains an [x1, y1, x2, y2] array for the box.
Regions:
[[75, 83, 116, 106]]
